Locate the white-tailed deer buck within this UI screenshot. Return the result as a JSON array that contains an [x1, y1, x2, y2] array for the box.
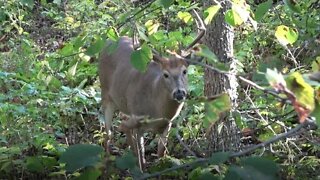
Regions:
[[99, 10, 205, 171]]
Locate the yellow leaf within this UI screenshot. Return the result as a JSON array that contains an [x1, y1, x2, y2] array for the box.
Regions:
[[177, 11, 193, 24], [311, 56, 320, 72], [145, 20, 160, 35], [275, 25, 299, 45], [285, 72, 315, 111]]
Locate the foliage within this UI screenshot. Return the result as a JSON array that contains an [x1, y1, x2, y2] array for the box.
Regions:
[[0, 0, 319, 179]]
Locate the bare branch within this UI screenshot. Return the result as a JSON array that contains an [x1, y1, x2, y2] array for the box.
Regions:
[[137, 121, 316, 180], [183, 9, 206, 54], [117, 0, 157, 30]]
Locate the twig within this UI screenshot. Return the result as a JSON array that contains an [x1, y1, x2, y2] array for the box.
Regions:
[[184, 58, 230, 75], [230, 121, 309, 157], [53, 52, 82, 59], [175, 110, 198, 157], [117, 0, 157, 30], [138, 121, 315, 180], [237, 76, 291, 104]]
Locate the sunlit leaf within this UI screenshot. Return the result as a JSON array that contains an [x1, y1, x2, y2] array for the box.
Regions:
[[145, 20, 160, 35], [177, 11, 193, 24], [232, 2, 250, 24], [59, 144, 104, 172], [254, 0, 272, 21], [265, 68, 286, 90], [65, 16, 74, 24], [225, 9, 243, 26], [311, 57, 320, 72], [275, 25, 298, 45], [286, 72, 315, 122], [130, 44, 152, 72], [106, 27, 118, 41], [204, 5, 221, 25]]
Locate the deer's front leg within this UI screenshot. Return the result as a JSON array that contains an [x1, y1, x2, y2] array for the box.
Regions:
[[120, 117, 146, 171], [135, 129, 145, 171], [157, 122, 172, 157]]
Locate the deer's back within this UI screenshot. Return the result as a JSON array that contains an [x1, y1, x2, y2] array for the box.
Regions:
[[99, 37, 179, 121]]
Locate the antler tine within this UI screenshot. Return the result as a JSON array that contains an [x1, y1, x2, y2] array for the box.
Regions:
[[182, 9, 206, 56]]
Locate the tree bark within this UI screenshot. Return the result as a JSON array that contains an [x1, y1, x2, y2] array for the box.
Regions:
[[203, 0, 240, 154]]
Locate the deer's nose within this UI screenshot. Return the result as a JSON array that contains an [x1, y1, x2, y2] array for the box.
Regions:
[[173, 89, 187, 101]]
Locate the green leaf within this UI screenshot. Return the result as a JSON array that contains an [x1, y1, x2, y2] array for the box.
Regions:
[[275, 25, 299, 45], [204, 5, 221, 25], [198, 172, 219, 180], [311, 94, 320, 126], [205, 93, 231, 126], [26, 156, 45, 173], [283, 0, 301, 13], [20, 0, 34, 8], [106, 27, 118, 41], [115, 151, 137, 170], [74, 33, 87, 50], [254, 0, 272, 21], [67, 61, 78, 77], [177, 11, 193, 24], [209, 152, 230, 165], [0, 11, 6, 21], [59, 144, 104, 172], [159, 0, 174, 8], [225, 9, 243, 26], [130, 44, 152, 72], [195, 44, 218, 63], [86, 36, 106, 56], [75, 168, 101, 180], [241, 157, 279, 178], [59, 43, 74, 56], [106, 40, 119, 56], [225, 165, 270, 180]]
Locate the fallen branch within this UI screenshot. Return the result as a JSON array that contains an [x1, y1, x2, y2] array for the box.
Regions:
[[137, 120, 316, 180]]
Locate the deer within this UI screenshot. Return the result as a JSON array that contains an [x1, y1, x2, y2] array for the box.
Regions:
[[98, 10, 205, 171]]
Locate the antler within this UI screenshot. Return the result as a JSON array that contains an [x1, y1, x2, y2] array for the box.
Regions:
[[181, 9, 206, 57]]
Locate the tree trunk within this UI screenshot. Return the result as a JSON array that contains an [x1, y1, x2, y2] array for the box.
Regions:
[[203, 0, 240, 154]]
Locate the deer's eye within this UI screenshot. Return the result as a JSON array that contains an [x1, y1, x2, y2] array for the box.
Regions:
[[163, 72, 169, 78], [183, 70, 187, 75]]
